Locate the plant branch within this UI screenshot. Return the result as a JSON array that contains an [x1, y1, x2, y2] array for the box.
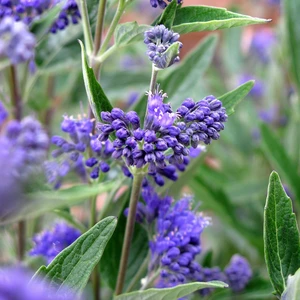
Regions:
[[149, 65, 159, 94], [93, 0, 107, 55], [115, 171, 144, 295], [97, 0, 125, 56], [9, 65, 22, 121], [78, 0, 93, 55]]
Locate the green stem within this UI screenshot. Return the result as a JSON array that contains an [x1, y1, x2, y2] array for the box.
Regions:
[[78, 0, 93, 55], [115, 172, 144, 295], [97, 0, 125, 56], [93, 0, 107, 55], [17, 221, 26, 261], [97, 44, 117, 63], [9, 65, 22, 121], [149, 65, 159, 94]]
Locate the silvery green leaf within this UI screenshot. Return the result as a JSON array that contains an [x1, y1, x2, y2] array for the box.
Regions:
[[33, 217, 117, 293], [114, 281, 228, 300], [282, 268, 300, 300], [264, 171, 300, 296], [172, 6, 270, 34]]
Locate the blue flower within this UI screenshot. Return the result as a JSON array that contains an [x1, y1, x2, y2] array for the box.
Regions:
[[48, 115, 114, 188], [0, 101, 8, 126], [224, 254, 252, 292], [144, 25, 182, 69], [0, 267, 81, 299], [97, 92, 227, 185], [30, 222, 81, 264], [149, 0, 182, 9], [50, 0, 81, 33], [0, 16, 35, 64]]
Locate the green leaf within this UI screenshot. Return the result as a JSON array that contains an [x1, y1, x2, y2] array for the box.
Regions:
[[114, 281, 228, 300], [260, 124, 300, 204], [219, 80, 254, 116], [264, 171, 300, 296], [79, 40, 113, 121], [33, 217, 117, 293], [156, 41, 181, 70], [282, 268, 300, 300], [172, 6, 270, 34], [115, 22, 150, 48], [157, 0, 178, 28], [284, 0, 300, 94], [0, 181, 114, 224]]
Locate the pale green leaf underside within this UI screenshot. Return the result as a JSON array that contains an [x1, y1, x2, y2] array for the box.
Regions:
[[114, 281, 228, 300], [0, 181, 114, 225], [115, 22, 150, 47], [34, 217, 117, 292], [264, 171, 300, 296], [282, 268, 300, 300], [172, 6, 270, 34]]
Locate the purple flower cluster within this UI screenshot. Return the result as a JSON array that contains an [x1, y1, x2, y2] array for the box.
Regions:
[[50, 0, 81, 33], [48, 115, 113, 188], [127, 186, 252, 293], [0, 0, 51, 24], [97, 91, 227, 185], [150, 0, 182, 9], [0, 16, 35, 64], [224, 254, 253, 292], [0, 0, 80, 33], [0, 267, 80, 299], [144, 25, 182, 69], [30, 222, 81, 264]]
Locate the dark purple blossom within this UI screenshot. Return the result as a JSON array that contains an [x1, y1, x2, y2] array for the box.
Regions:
[[30, 222, 81, 264], [50, 0, 81, 33], [97, 92, 227, 185], [0, 267, 80, 299], [144, 25, 182, 69], [0, 16, 35, 64], [149, 0, 182, 9], [47, 115, 114, 188], [224, 254, 252, 292]]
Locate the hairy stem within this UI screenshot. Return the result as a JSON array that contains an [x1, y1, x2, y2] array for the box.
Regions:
[[149, 65, 159, 94], [9, 65, 26, 261], [9, 65, 22, 121], [78, 0, 93, 55], [97, 0, 125, 56], [115, 172, 144, 295], [93, 0, 107, 55]]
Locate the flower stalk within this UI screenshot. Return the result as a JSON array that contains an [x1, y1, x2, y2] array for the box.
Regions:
[[115, 171, 144, 295]]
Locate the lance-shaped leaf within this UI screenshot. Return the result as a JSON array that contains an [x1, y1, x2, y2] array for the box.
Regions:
[[172, 6, 270, 34], [284, 0, 300, 94], [114, 281, 228, 300], [155, 41, 181, 70], [157, 0, 178, 28], [115, 22, 150, 47], [264, 171, 300, 296], [79, 40, 113, 121], [0, 181, 114, 225], [219, 80, 254, 116], [33, 217, 117, 293]]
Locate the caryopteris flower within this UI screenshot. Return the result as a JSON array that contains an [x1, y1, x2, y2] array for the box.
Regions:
[[149, 0, 182, 9], [144, 25, 182, 69], [30, 222, 81, 264], [97, 90, 227, 185], [50, 0, 81, 33], [224, 254, 252, 292], [0, 16, 35, 64], [47, 115, 114, 188], [0, 267, 80, 299]]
